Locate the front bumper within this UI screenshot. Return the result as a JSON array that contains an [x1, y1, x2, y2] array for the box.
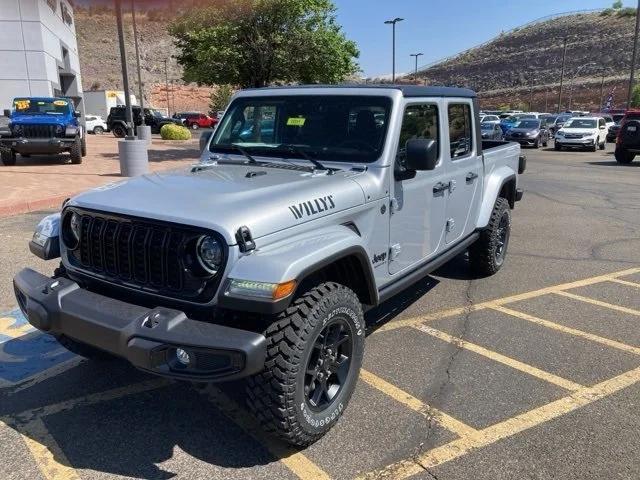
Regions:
[[505, 136, 538, 146], [555, 137, 596, 148], [0, 137, 76, 154], [13, 268, 267, 382]]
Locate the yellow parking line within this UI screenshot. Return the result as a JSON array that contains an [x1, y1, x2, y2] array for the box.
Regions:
[[16, 418, 81, 480], [491, 305, 640, 356], [12, 378, 169, 422], [359, 369, 478, 438], [0, 316, 33, 339], [203, 385, 331, 480], [358, 365, 640, 479], [608, 278, 640, 289], [413, 324, 584, 391], [554, 291, 640, 317], [373, 267, 640, 335]]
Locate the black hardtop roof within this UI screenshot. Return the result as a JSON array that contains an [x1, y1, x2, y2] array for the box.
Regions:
[[244, 84, 476, 98]]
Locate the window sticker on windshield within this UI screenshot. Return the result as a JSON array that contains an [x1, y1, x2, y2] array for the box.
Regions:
[[287, 117, 306, 126], [37, 101, 46, 105], [14, 99, 30, 110], [53, 100, 68, 106]]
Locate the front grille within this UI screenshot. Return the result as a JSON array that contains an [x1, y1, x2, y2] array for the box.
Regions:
[[65, 209, 225, 303], [22, 124, 59, 138], [564, 133, 583, 139]]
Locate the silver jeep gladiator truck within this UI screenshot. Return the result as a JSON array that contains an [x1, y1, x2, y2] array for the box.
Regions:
[[14, 86, 525, 446]]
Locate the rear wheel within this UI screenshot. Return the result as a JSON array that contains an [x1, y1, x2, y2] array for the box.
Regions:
[[469, 197, 511, 276], [93, 126, 104, 135], [615, 148, 636, 164], [533, 137, 540, 149], [246, 282, 365, 446], [1, 149, 16, 166], [191, 123, 199, 130]]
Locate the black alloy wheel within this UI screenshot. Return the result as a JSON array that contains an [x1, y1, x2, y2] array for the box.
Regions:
[[304, 318, 353, 412]]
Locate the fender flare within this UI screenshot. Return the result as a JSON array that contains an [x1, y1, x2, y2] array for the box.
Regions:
[[477, 168, 516, 229], [218, 226, 378, 314]]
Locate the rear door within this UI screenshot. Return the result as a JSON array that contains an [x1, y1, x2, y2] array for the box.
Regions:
[[388, 100, 448, 275], [443, 101, 483, 245]]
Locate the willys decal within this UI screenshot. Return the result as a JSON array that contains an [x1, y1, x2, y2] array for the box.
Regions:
[[289, 195, 335, 220]]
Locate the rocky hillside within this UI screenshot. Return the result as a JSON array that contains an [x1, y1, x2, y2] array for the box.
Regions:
[[412, 9, 638, 110], [75, 8, 214, 113]]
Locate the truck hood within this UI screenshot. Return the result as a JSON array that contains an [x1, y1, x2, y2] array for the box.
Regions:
[[68, 163, 367, 245], [558, 128, 597, 136], [10, 114, 71, 126]]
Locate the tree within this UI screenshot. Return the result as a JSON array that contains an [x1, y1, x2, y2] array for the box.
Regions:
[[630, 84, 640, 107], [209, 85, 235, 114], [169, 0, 360, 88], [612, 0, 623, 10]]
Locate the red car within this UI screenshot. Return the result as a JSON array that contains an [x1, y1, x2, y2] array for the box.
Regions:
[[185, 113, 218, 130]]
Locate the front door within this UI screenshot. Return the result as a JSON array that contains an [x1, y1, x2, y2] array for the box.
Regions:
[[389, 101, 448, 275], [444, 101, 483, 244]]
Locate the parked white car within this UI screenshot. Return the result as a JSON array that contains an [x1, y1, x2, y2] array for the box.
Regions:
[[85, 115, 108, 134], [480, 114, 500, 124], [554, 117, 607, 151]]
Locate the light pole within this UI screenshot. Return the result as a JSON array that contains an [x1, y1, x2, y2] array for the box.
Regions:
[[384, 17, 404, 82], [568, 62, 596, 111], [131, 0, 144, 127], [115, 0, 133, 138], [599, 70, 606, 110], [410, 53, 423, 82], [627, 0, 640, 108], [557, 36, 568, 113], [164, 59, 170, 116]]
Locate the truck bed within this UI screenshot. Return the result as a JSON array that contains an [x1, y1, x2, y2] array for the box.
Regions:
[[481, 139, 521, 183]]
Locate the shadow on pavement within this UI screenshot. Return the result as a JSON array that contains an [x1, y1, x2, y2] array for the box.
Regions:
[[588, 161, 640, 167]]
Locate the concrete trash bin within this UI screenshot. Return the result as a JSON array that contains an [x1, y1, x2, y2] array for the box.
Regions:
[[118, 138, 149, 177], [137, 125, 152, 144]]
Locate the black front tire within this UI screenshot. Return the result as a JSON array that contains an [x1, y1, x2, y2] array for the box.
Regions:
[[70, 137, 82, 164], [554, 143, 561, 151], [93, 126, 104, 135], [246, 282, 365, 447], [598, 138, 605, 150], [56, 335, 114, 360], [1, 149, 16, 166], [469, 197, 511, 277], [615, 148, 636, 164], [112, 125, 126, 138]]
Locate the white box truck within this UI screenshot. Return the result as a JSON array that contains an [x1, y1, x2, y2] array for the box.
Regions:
[[83, 90, 138, 120]]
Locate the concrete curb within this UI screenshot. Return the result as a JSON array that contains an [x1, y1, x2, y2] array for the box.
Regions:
[[0, 192, 82, 218]]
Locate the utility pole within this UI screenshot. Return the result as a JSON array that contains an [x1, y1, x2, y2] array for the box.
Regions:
[[115, 0, 133, 138], [384, 18, 404, 82], [544, 89, 548, 112], [599, 70, 606, 110], [164, 59, 170, 116], [410, 53, 423, 82], [557, 36, 568, 113], [131, 0, 144, 126], [627, 0, 640, 108]]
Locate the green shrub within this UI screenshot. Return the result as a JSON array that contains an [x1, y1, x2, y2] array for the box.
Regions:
[[600, 8, 613, 16], [160, 123, 191, 140], [618, 7, 637, 17]]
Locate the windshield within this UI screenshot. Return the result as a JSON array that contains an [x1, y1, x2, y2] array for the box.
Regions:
[[518, 114, 536, 119], [514, 120, 540, 129], [564, 119, 596, 129], [12, 98, 70, 115], [210, 95, 392, 163]]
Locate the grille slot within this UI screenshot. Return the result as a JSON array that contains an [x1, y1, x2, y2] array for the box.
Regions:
[[22, 124, 58, 138]]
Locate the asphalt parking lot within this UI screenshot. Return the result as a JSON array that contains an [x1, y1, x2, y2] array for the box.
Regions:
[[1, 142, 639, 480]]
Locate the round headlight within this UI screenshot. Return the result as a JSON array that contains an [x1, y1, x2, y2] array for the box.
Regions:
[[196, 235, 223, 275], [55, 124, 64, 135], [62, 211, 81, 250], [11, 124, 23, 136]]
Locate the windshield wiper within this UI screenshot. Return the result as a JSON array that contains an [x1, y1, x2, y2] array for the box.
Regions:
[[226, 143, 258, 164], [279, 144, 331, 174]]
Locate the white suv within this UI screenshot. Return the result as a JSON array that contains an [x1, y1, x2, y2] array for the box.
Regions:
[[554, 117, 607, 152], [85, 115, 108, 134]]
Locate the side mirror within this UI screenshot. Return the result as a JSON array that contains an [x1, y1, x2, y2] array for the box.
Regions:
[[73, 110, 81, 118], [199, 130, 214, 152], [3, 109, 11, 117], [405, 138, 438, 171]]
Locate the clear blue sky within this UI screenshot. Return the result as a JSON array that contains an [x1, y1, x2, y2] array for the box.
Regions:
[[333, 0, 635, 78]]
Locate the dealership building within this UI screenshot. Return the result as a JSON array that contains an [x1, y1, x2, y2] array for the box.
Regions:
[[0, 0, 83, 111]]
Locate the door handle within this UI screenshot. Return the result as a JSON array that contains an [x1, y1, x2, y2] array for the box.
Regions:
[[466, 172, 478, 182], [433, 181, 450, 195]]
